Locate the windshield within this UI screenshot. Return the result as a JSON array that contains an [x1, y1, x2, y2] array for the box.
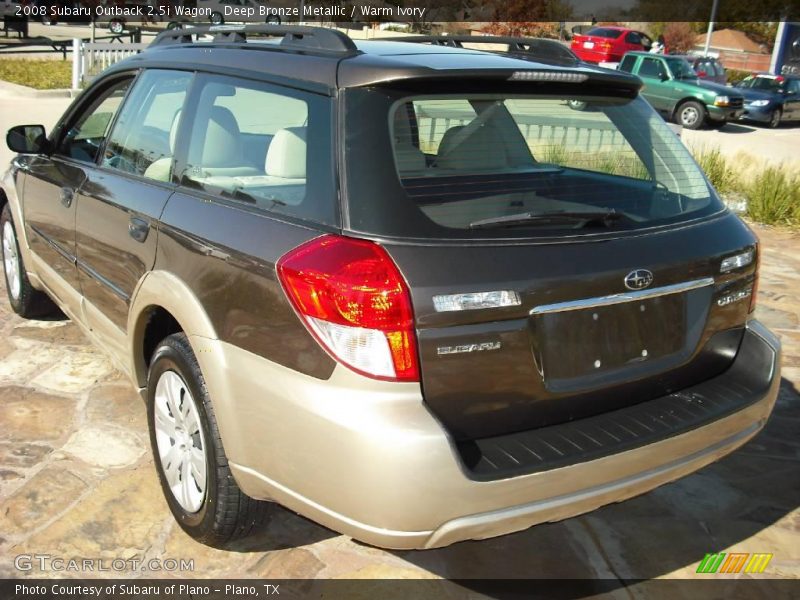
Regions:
[[343, 89, 723, 240], [666, 58, 698, 79], [743, 77, 784, 92]]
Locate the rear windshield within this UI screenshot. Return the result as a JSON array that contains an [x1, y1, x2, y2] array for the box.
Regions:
[[585, 28, 624, 39], [343, 88, 724, 240]]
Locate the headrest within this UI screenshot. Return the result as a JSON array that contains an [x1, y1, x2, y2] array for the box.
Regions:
[[201, 106, 243, 168], [265, 127, 307, 179], [437, 124, 509, 171]]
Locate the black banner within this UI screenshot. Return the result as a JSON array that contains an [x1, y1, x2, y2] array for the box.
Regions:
[[2, 578, 799, 600], [8, 0, 800, 26]]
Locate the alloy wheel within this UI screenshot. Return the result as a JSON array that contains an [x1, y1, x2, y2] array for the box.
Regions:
[[2, 220, 21, 301], [680, 106, 699, 127], [153, 370, 207, 513]]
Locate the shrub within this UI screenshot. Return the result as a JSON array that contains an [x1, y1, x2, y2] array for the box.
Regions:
[[691, 147, 740, 196], [725, 68, 752, 85], [745, 165, 800, 226], [663, 22, 697, 53]]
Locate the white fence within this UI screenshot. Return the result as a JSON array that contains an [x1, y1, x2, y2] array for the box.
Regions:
[[71, 39, 149, 90]]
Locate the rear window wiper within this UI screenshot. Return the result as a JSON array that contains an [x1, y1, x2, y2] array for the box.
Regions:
[[469, 210, 626, 229]]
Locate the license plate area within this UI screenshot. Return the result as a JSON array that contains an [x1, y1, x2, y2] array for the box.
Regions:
[[583, 41, 595, 48], [534, 294, 687, 381]]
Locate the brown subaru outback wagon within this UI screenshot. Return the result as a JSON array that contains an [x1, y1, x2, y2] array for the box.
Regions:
[[1, 26, 780, 549]]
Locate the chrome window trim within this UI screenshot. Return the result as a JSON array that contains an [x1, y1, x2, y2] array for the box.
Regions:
[[530, 277, 715, 315]]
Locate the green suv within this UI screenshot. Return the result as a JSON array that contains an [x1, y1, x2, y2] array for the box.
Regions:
[[619, 52, 744, 129]]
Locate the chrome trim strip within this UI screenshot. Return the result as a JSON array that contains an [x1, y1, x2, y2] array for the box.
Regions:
[[530, 277, 715, 315]]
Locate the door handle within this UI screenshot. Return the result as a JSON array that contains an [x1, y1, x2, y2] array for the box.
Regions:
[[128, 217, 150, 243], [59, 187, 74, 208]]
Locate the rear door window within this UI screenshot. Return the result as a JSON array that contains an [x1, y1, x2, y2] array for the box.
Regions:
[[639, 57, 664, 79], [176, 73, 336, 226], [625, 32, 641, 44]]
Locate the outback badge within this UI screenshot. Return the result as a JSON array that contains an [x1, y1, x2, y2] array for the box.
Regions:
[[624, 269, 654, 291]]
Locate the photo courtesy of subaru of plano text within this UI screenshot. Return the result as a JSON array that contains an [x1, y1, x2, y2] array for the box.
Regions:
[[0, 25, 781, 550]]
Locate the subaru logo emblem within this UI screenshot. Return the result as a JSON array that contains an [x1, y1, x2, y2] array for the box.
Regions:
[[624, 269, 654, 291]]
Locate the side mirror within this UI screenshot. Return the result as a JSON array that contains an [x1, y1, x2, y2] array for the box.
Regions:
[[660, 72, 669, 81], [6, 125, 48, 154]]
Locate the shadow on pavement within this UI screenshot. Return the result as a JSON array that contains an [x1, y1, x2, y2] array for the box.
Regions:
[[716, 123, 758, 134], [222, 505, 337, 553]]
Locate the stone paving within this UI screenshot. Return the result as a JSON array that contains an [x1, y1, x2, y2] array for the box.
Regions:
[[0, 224, 798, 584]]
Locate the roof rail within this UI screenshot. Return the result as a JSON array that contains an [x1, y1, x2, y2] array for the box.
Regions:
[[150, 24, 359, 55], [386, 35, 580, 66]]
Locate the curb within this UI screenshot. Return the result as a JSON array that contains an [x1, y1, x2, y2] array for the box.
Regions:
[[0, 79, 78, 98]]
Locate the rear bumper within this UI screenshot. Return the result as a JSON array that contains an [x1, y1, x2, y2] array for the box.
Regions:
[[195, 320, 780, 550]]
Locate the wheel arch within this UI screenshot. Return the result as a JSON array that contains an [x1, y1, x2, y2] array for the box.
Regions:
[[128, 270, 218, 389], [1, 172, 39, 287]]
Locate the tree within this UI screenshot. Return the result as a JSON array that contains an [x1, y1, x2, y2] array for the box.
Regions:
[[663, 22, 697, 53], [481, 22, 561, 39]]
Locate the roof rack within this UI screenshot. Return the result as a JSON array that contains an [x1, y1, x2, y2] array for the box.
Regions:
[[386, 35, 580, 66], [150, 24, 359, 55]]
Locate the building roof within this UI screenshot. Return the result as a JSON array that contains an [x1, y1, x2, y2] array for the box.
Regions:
[[694, 29, 766, 54]]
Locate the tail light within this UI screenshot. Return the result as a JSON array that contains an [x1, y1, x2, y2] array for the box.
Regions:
[[750, 243, 760, 313], [276, 235, 419, 382]]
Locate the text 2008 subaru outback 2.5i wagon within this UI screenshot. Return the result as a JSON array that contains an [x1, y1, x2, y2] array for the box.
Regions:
[[0, 26, 781, 549]]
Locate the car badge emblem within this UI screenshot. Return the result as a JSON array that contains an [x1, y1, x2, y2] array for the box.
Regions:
[[624, 269, 654, 291]]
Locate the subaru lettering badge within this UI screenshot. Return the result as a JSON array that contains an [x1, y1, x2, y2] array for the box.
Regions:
[[624, 269, 654, 291]]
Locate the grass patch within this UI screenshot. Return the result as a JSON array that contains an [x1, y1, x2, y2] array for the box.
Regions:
[[0, 59, 72, 90], [691, 146, 741, 196], [538, 144, 650, 180], [745, 166, 800, 226], [691, 148, 800, 226]]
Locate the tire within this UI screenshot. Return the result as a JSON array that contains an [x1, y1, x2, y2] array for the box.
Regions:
[[210, 12, 224, 25], [147, 333, 271, 547], [265, 15, 282, 25], [676, 100, 706, 130], [768, 109, 782, 129], [109, 19, 124, 34], [1, 204, 56, 318]]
